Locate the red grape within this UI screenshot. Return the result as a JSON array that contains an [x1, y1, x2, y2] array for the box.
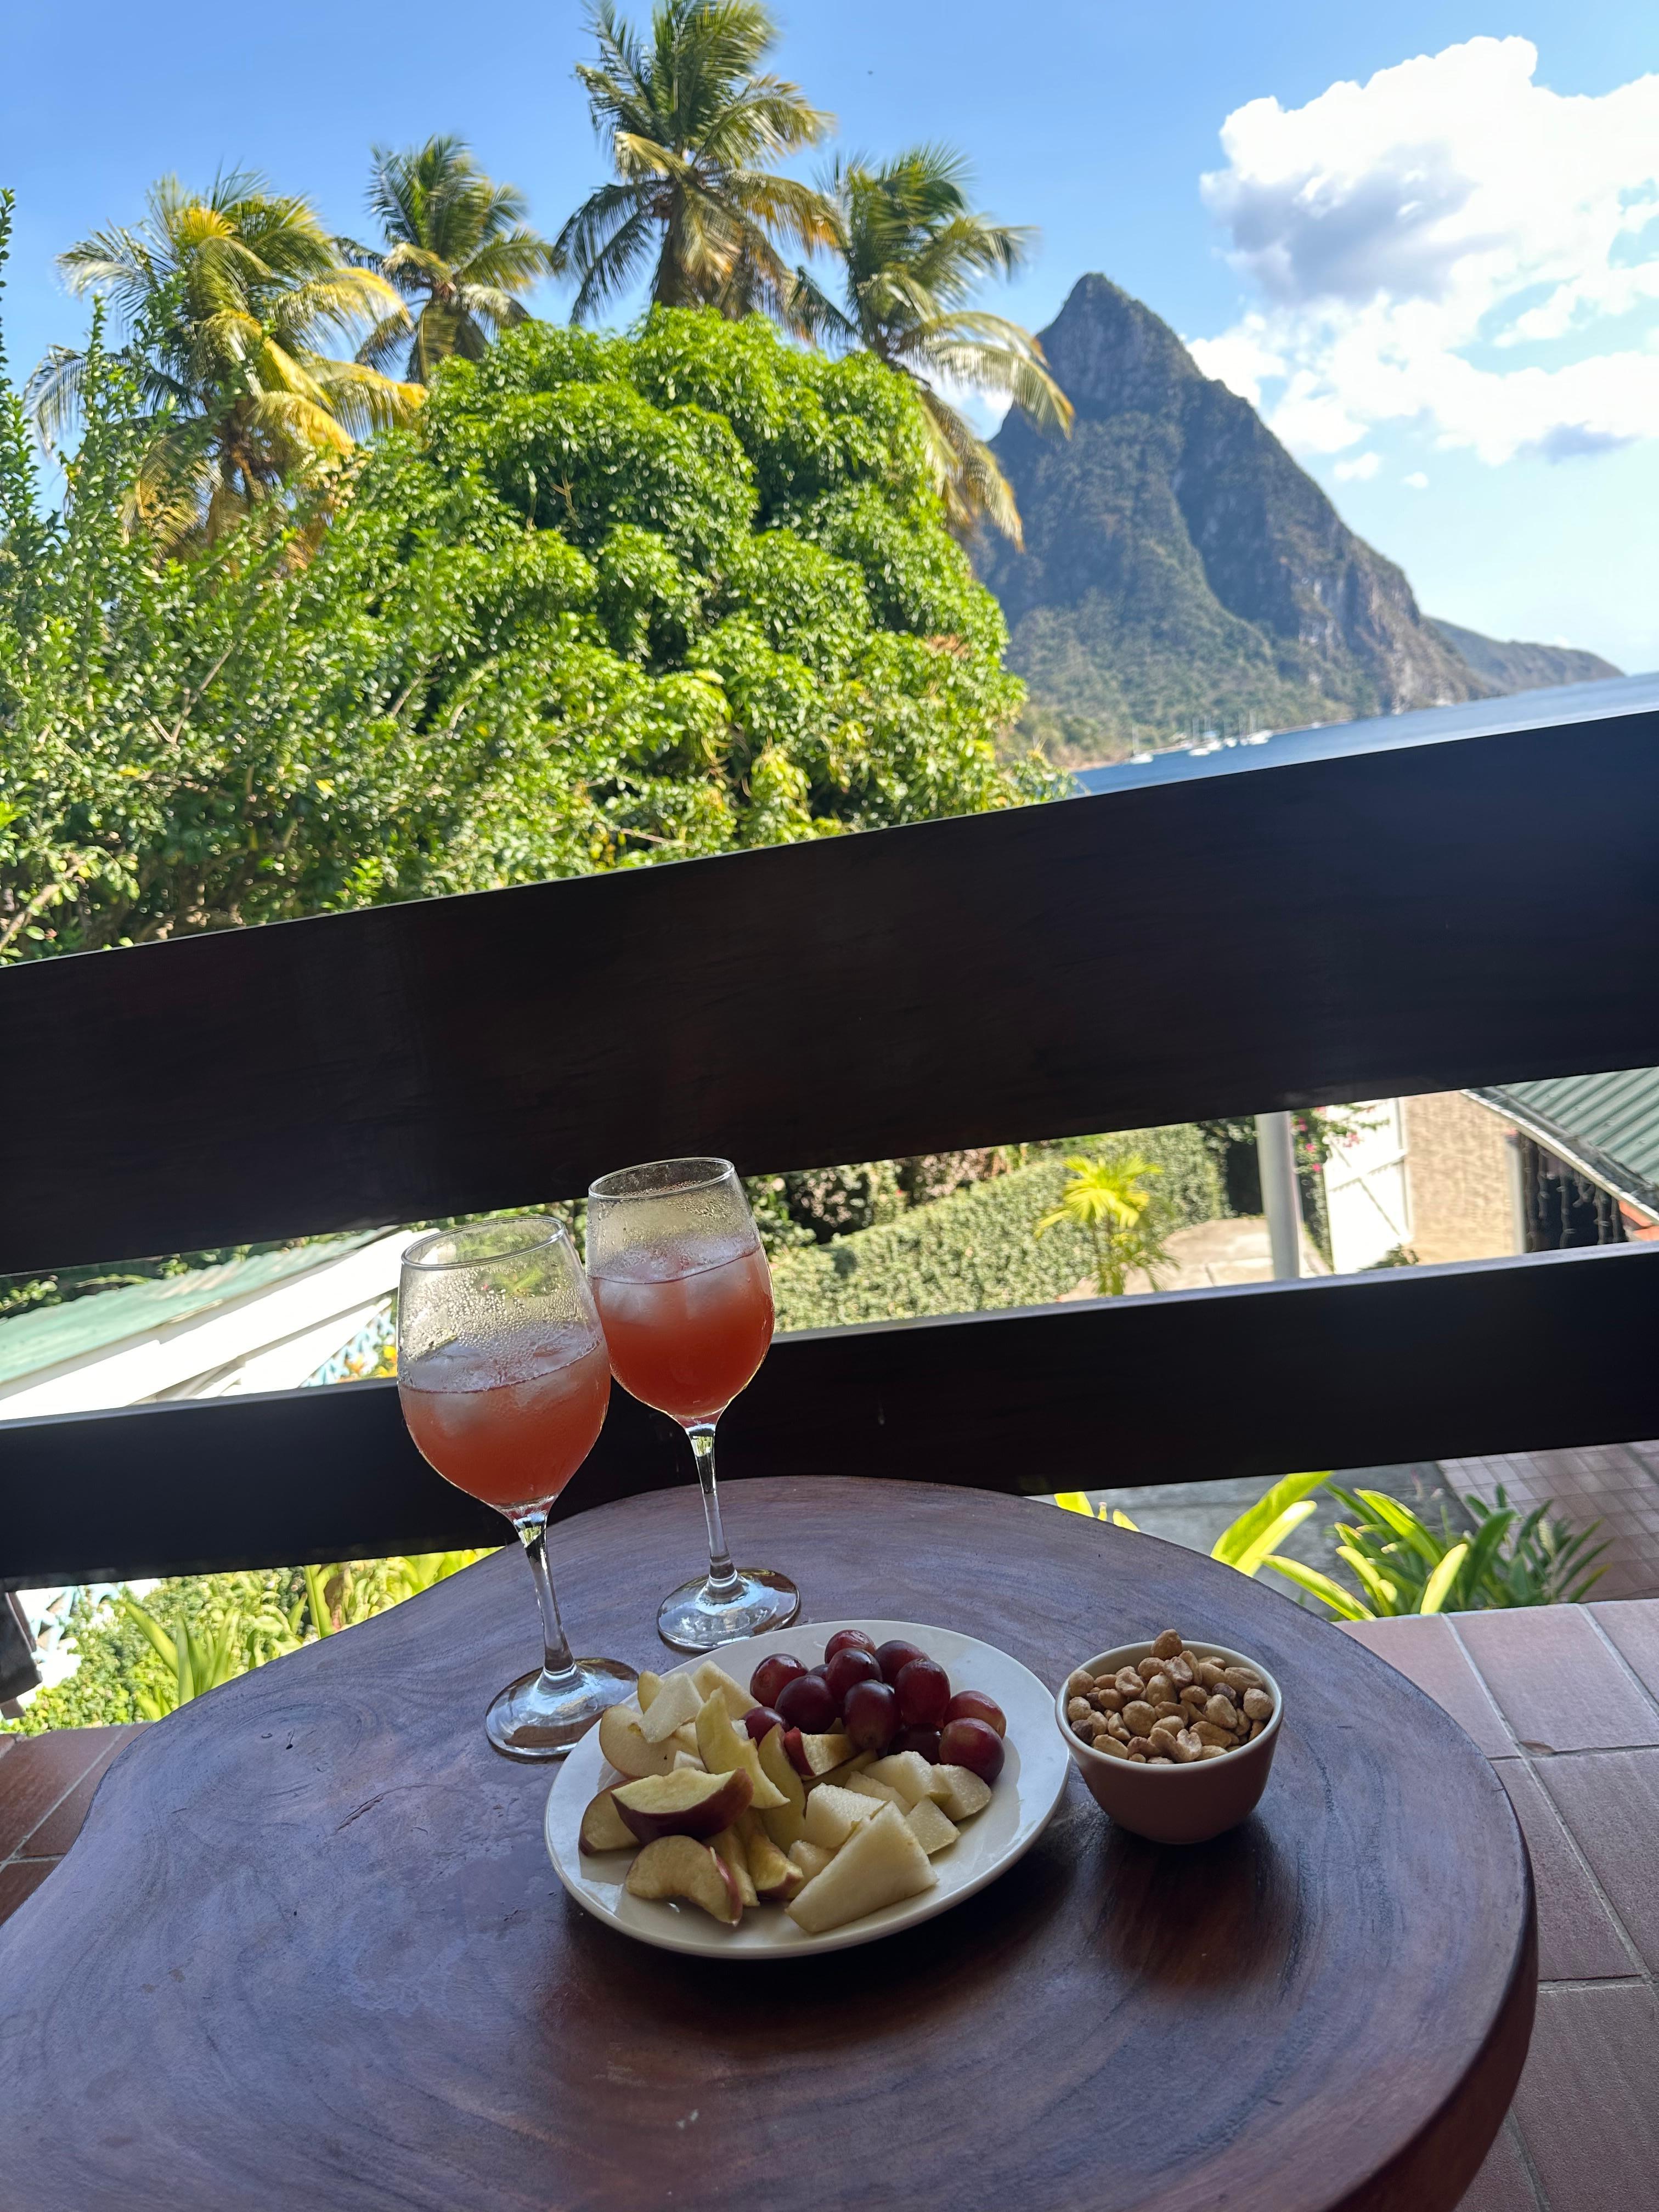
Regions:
[[895, 1657, 950, 1729], [750, 1653, 806, 1707], [823, 1629, 878, 1661], [876, 1638, 928, 1686], [743, 1705, 785, 1744], [775, 1672, 838, 1733], [895, 1725, 940, 1763], [939, 1717, 1005, 1782], [824, 1646, 881, 1708], [843, 1679, 901, 1754], [943, 1690, 1006, 1737]]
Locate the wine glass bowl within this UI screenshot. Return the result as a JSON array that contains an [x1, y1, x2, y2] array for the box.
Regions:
[[398, 1216, 636, 1758], [586, 1158, 798, 1652]]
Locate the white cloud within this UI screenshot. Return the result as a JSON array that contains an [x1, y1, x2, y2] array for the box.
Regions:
[[1404, 471, 1429, 489], [1195, 38, 1659, 465], [1333, 452, 1381, 481]]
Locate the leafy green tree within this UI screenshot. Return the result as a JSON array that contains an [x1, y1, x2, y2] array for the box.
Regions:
[[1, 259, 1043, 959], [789, 145, 1072, 542], [26, 171, 419, 545], [347, 137, 560, 382], [1035, 1152, 1171, 1295], [558, 0, 834, 324]]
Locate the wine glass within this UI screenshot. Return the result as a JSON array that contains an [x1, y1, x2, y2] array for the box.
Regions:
[[397, 1215, 636, 1758], [585, 1158, 798, 1652]]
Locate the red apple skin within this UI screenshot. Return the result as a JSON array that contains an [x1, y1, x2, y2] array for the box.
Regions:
[[782, 1726, 811, 1776], [939, 1717, 1006, 1783], [614, 1766, 754, 1843], [943, 1690, 1007, 1737], [895, 1725, 941, 1763], [823, 1629, 878, 1661]]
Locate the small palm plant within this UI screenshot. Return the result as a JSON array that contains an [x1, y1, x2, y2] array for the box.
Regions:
[[558, 0, 835, 324], [787, 145, 1072, 542], [1035, 1153, 1172, 1296], [347, 137, 560, 383]]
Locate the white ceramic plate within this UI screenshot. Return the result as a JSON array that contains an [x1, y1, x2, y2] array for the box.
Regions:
[[544, 1619, 1069, 1958]]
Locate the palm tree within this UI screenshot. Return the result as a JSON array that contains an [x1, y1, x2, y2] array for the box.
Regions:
[[346, 137, 560, 383], [1035, 1154, 1172, 1296], [788, 145, 1073, 543], [557, 0, 836, 325], [27, 172, 420, 545]]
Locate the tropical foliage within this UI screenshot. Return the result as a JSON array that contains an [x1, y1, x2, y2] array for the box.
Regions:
[[558, 0, 834, 324], [789, 145, 1071, 541], [1035, 1152, 1173, 1296], [26, 172, 419, 546], [0, 261, 1039, 960], [347, 137, 560, 382]]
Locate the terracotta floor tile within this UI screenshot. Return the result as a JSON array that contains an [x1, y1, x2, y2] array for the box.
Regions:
[[1491, 1760, 1635, 1982], [1591, 1601, 1659, 1704], [1454, 1609, 1659, 1753], [17, 1725, 140, 1858], [0, 1857, 57, 1925], [1534, 1751, 1659, 1978], [1454, 2120, 1542, 2212], [1511, 1983, 1659, 2212], [0, 1727, 129, 1860], [1338, 1616, 1515, 1756]]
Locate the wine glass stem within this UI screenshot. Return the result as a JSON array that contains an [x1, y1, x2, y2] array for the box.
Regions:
[[689, 1422, 741, 1600], [512, 1511, 578, 1684]]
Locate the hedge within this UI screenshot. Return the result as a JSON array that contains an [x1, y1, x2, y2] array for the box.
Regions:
[[769, 1126, 1222, 1331]]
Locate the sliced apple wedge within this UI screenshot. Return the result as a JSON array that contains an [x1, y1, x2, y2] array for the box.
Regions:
[[798, 1731, 856, 1778], [597, 1702, 677, 1779], [636, 1669, 664, 1713], [788, 1839, 835, 1881], [691, 1660, 754, 1720], [904, 1797, 961, 1856], [844, 1773, 907, 1810], [787, 1803, 937, 1934], [933, 1763, 994, 1822], [710, 1824, 759, 1908], [802, 1782, 878, 1852], [613, 1765, 754, 1843], [807, 1750, 874, 1791], [672, 1748, 706, 1771], [637, 1671, 702, 1743], [579, 1786, 636, 1853], [865, 1751, 951, 1808], [625, 1835, 742, 1926], [694, 1695, 786, 1810], [756, 1724, 806, 1850], [744, 1822, 805, 1903]]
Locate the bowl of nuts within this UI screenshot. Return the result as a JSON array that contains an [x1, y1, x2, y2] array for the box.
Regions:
[[1056, 1627, 1282, 1845]]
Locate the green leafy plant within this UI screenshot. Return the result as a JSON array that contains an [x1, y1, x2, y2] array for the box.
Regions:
[[118, 1589, 303, 1719], [1034, 1153, 1172, 1296], [1054, 1470, 1328, 1572]]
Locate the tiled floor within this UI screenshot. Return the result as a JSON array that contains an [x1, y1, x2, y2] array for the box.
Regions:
[[1444, 1440, 1659, 1601], [1340, 1602, 1659, 2211], [2, 1612, 1656, 2211]]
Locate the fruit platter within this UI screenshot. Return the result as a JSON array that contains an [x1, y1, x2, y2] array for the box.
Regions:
[[545, 1620, 1070, 1956]]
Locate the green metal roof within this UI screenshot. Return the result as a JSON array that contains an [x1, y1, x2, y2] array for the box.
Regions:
[[1477, 1069, 1659, 1215], [0, 1234, 385, 1390]]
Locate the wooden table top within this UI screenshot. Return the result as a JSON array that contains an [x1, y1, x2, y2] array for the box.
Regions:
[[0, 1478, 1534, 2212]]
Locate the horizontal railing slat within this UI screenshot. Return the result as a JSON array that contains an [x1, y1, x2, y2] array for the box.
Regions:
[[2, 704, 1657, 1274], [4, 1243, 1654, 1588]]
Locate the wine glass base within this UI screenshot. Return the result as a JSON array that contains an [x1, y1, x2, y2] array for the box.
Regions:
[[484, 1657, 638, 1761], [656, 1568, 800, 1654]]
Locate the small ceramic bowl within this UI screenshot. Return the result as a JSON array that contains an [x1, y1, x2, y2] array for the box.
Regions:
[[1054, 1640, 1283, 1846]]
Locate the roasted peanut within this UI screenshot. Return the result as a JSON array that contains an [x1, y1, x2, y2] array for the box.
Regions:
[[1126, 1735, 1155, 1758], [1122, 1700, 1158, 1736], [1164, 1654, 1195, 1690], [1114, 1666, 1146, 1699], [1067, 1669, 1096, 1698], [1179, 1685, 1209, 1712], [1152, 1700, 1184, 1723], [1068, 1695, 1093, 1724], [1093, 1686, 1126, 1712], [1204, 1692, 1239, 1730], [1097, 1733, 1129, 1760], [1152, 1629, 1184, 1661], [1198, 1660, 1227, 1690], [1136, 1656, 1165, 1686], [1198, 1743, 1229, 1760], [1143, 1672, 1174, 1705], [1170, 1728, 1204, 1763], [1222, 1666, 1262, 1699], [1242, 1688, 1274, 1722], [1193, 1720, 1236, 1748]]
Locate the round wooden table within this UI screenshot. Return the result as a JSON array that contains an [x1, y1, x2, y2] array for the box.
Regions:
[[0, 1479, 1534, 2212]]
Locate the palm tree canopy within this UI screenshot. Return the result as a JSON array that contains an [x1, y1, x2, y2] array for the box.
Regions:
[[789, 145, 1073, 542], [557, 0, 836, 324], [345, 137, 560, 382], [29, 171, 420, 545]]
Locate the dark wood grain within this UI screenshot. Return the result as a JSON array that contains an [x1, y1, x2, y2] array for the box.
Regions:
[[2, 703, 1656, 1276], [0, 1479, 1534, 2212], [4, 1239, 1655, 1587]]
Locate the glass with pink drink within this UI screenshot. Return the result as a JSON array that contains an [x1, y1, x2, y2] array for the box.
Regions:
[[586, 1158, 798, 1652], [397, 1216, 636, 1757]]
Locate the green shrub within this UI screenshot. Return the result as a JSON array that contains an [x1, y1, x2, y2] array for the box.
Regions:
[[770, 1127, 1221, 1329]]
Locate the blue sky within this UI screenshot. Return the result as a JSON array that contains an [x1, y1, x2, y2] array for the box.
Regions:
[[3, 2, 1656, 667]]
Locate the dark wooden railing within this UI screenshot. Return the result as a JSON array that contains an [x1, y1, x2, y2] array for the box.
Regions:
[[4, 692, 1658, 1586]]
